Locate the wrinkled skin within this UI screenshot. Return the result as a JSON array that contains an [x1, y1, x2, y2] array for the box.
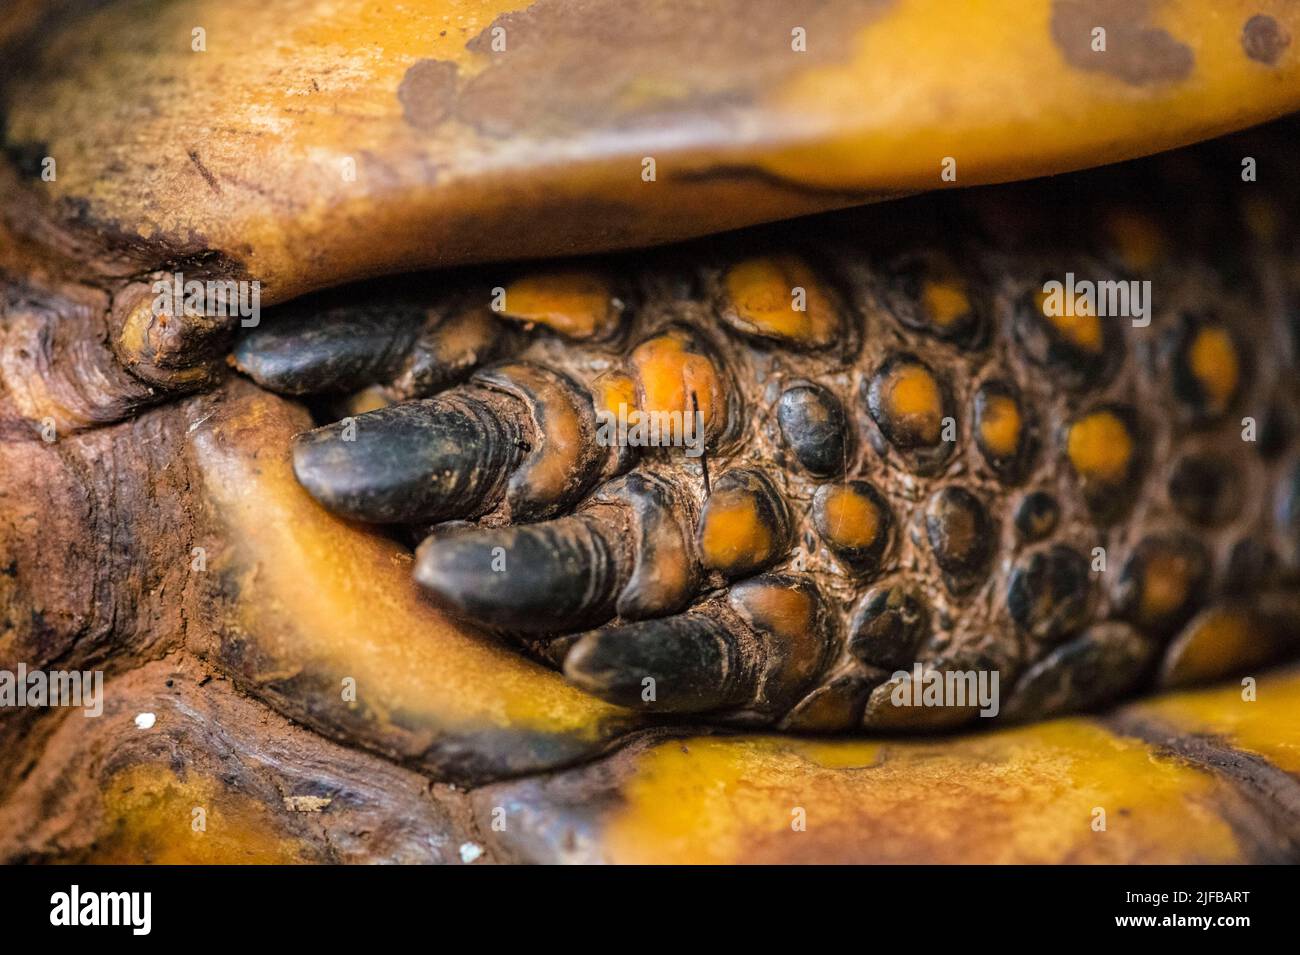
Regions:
[[4, 2, 1300, 863]]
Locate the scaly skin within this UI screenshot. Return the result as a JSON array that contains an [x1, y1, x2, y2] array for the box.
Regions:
[[234, 128, 1300, 732]]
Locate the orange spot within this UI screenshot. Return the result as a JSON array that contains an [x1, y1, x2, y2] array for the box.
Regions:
[[977, 394, 1021, 458], [1187, 327, 1239, 414], [1163, 608, 1255, 686], [592, 370, 638, 418], [921, 278, 970, 328], [723, 255, 839, 346], [642, 542, 689, 603], [700, 494, 771, 571], [1138, 552, 1191, 623], [529, 389, 583, 500], [886, 364, 942, 442], [629, 332, 725, 438], [1036, 289, 1103, 353], [344, 385, 390, 416], [502, 271, 615, 339], [734, 581, 823, 692], [821, 485, 881, 548], [432, 307, 496, 360], [740, 584, 814, 638], [1067, 411, 1132, 483]]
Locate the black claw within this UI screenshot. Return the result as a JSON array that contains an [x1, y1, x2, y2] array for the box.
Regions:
[[234, 303, 424, 395], [564, 573, 831, 715], [564, 611, 754, 712], [415, 472, 699, 633], [388, 307, 512, 400], [413, 510, 631, 633], [292, 391, 522, 523]]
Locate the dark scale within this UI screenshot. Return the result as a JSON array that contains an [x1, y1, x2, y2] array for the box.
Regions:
[[879, 251, 987, 346], [1258, 403, 1294, 461], [848, 587, 929, 671], [1167, 452, 1240, 527], [1003, 622, 1155, 721], [1275, 462, 1300, 574], [1012, 279, 1122, 391], [1006, 545, 1093, 645], [776, 383, 848, 477], [1224, 537, 1277, 594], [924, 487, 994, 594], [1013, 491, 1060, 542], [1064, 403, 1145, 525], [1113, 535, 1212, 637], [781, 673, 879, 733], [1168, 314, 1245, 425]]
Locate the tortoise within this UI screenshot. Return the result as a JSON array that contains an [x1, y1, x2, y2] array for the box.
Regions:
[[2, 0, 1300, 864]]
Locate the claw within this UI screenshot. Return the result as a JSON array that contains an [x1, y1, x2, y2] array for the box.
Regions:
[[234, 301, 425, 395], [294, 361, 607, 524], [292, 390, 523, 523], [565, 575, 831, 716], [414, 509, 631, 633], [415, 473, 700, 633], [564, 610, 754, 713], [236, 298, 511, 400]]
